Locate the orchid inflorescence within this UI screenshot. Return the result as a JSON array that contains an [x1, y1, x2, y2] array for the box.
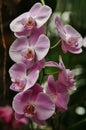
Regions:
[[9, 2, 86, 126]]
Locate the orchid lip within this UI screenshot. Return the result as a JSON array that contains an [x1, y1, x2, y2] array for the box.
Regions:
[[67, 38, 77, 45], [24, 17, 36, 30], [24, 104, 36, 117], [22, 48, 35, 61], [25, 50, 34, 59], [14, 82, 25, 90], [14, 78, 26, 90], [49, 93, 57, 102]]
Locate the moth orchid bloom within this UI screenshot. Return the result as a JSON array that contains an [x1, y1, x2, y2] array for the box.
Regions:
[[12, 84, 55, 125], [10, 3, 52, 37], [55, 16, 83, 54], [57, 56, 76, 91], [9, 63, 39, 92], [46, 75, 69, 111], [9, 34, 50, 68], [45, 56, 76, 91]]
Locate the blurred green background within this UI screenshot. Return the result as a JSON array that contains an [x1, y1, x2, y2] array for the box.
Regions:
[[0, 0, 86, 130]]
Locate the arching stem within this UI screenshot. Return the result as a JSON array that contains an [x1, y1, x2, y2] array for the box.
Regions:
[[40, 0, 45, 5], [50, 39, 61, 49]]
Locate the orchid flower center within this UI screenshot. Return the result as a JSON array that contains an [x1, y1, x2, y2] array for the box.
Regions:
[[67, 38, 77, 45], [24, 104, 35, 115], [26, 17, 36, 29], [25, 50, 34, 59], [49, 93, 57, 102], [14, 78, 26, 90], [22, 48, 35, 61], [66, 34, 77, 46]]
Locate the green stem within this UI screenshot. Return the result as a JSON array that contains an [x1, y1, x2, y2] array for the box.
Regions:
[[45, 71, 59, 75], [40, 0, 45, 5], [50, 39, 61, 49]]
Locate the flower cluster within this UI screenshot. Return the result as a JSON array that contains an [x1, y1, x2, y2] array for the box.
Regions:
[[9, 2, 84, 126]]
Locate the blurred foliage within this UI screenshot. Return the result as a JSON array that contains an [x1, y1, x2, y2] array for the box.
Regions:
[[0, 0, 86, 130]]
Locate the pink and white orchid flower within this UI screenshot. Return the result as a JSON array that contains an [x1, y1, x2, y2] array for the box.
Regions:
[[55, 16, 83, 54], [9, 34, 50, 68], [45, 55, 76, 91], [10, 3, 52, 37], [9, 63, 40, 92], [57, 56, 76, 91], [12, 84, 55, 125]]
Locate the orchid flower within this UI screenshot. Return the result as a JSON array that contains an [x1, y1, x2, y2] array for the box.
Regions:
[[57, 56, 76, 91], [12, 84, 55, 125], [46, 75, 69, 111], [45, 56, 76, 91], [9, 34, 50, 68], [9, 63, 40, 92], [55, 16, 83, 54], [10, 3, 52, 37]]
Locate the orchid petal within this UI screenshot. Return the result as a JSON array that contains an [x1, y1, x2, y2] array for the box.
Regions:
[[64, 25, 81, 38], [12, 92, 26, 114], [29, 3, 42, 17], [24, 68, 39, 91], [9, 63, 26, 79], [29, 26, 45, 46], [34, 34, 50, 60], [15, 112, 25, 120], [46, 75, 57, 94], [55, 16, 66, 40], [32, 116, 46, 125], [55, 92, 69, 111], [36, 93, 55, 120], [9, 38, 28, 63], [10, 12, 29, 32], [35, 5, 52, 28]]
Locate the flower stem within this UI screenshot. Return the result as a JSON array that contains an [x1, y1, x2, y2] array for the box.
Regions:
[[50, 39, 61, 49], [40, 0, 45, 5], [45, 71, 59, 75]]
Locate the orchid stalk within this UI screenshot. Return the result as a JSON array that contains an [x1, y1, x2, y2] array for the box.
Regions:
[[40, 0, 45, 5]]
